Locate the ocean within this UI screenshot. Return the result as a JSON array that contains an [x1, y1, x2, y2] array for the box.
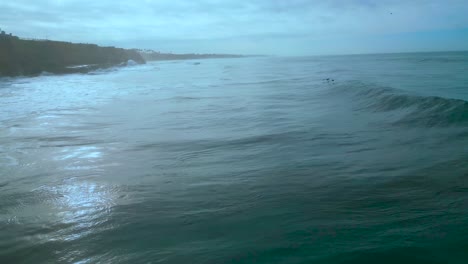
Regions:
[[1, 52, 467, 263]]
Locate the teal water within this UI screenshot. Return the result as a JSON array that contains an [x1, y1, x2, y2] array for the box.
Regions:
[[1, 52, 468, 263]]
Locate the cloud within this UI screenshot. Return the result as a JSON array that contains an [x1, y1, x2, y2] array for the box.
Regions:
[[1, 0, 468, 54]]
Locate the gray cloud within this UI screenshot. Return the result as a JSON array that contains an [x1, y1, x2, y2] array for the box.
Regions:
[[1, 0, 468, 55]]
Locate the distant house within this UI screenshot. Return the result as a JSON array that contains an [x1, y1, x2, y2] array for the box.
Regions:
[[0, 30, 18, 39]]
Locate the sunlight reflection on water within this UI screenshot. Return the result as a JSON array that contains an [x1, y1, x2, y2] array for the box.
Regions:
[[34, 181, 117, 243], [57, 146, 103, 160]]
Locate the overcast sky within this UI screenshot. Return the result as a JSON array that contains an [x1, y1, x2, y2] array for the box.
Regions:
[[1, 0, 468, 55]]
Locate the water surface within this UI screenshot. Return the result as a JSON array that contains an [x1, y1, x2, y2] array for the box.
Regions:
[[1, 53, 468, 263]]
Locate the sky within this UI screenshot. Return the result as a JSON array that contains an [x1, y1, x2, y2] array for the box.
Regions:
[[1, 0, 468, 55]]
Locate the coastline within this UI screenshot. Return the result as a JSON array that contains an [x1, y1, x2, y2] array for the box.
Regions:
[[137, 50, 252, 61], [0, 36, 145, 77], [0, 34, 255, 77]]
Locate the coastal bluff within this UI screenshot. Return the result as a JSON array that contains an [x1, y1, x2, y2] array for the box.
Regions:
[[0, 35, 145, 77]]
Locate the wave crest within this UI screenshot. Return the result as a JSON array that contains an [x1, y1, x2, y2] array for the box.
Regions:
[[332, 82, 468, 127]]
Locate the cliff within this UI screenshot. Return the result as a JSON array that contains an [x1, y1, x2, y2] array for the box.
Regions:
[[0, 36, 145, 76]]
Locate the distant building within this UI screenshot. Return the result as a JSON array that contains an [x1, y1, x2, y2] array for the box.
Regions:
[[0, 30, 18, 40]]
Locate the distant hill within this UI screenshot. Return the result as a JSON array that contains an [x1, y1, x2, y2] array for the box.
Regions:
[[0, 33, 145, 77], [137, 49, 248, 61]]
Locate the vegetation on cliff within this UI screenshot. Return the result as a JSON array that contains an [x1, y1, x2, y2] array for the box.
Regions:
[[0, 34, 145, 76]]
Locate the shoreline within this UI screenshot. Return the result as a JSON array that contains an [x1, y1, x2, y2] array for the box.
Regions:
[[0, 34, 256, 77], [0, 36, 145, 77]]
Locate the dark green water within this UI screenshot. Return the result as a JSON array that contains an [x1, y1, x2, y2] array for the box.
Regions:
[[1, 52, 468, 263]]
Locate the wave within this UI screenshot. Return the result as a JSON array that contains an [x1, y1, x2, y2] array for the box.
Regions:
[[371, 52, 468, 64], [331, 81, 468, 127], [415, 57, 468, 63], [375, 57, 468, 64]]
